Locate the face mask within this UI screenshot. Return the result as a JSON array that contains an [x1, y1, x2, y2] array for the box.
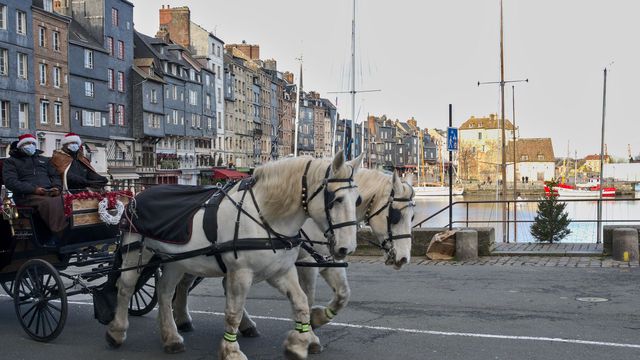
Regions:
[[22, 144, 36, 156], [67, 143, 80, 153]]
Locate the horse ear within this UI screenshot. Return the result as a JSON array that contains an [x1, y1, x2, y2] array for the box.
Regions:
[[349, 153, 364, 172], [332, 150, 345, 174], [392, 171, 404, 192], [404, 173, 415, 186]]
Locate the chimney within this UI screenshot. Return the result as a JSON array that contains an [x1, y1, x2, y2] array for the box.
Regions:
[[227, 42, 260, 60], [155, 26, 171, 43], [264, 59, 277, 71], [158, 6, 191, 48], [283, 71, 294, 84]]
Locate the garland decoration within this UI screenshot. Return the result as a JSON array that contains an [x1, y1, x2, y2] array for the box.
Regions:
[[63, 190, 133, 217]]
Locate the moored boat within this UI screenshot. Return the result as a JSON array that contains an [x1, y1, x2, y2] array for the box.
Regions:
[[545, 182, 616, 198], [414, 185, 464, 197]]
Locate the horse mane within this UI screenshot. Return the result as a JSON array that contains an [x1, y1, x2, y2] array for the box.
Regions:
[[253, 156, 353, 218]]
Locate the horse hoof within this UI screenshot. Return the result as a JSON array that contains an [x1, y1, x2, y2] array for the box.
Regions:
[[284, 348, 306, 360], [177, 322, 195, 333], [310, 307, 331, 329], [164, 342, 186, 354], [105, 332, 121, 349], [309, 343, 323, 354], [240, 326, 260, 338]]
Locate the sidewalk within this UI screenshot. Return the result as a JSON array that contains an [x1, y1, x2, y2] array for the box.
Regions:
[[350, 255, 638, 268], [491, 242, 602, 257]]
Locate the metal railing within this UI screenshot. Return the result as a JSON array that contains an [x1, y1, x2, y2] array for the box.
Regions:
[[413, 197, 640, 243]]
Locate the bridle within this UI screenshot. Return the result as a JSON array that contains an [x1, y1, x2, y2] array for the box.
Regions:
[[364, 176, 415, 256], [301, 160, 358, 250]]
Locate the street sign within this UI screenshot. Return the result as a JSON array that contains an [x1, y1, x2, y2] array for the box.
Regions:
[[447, 127, 459, 151]]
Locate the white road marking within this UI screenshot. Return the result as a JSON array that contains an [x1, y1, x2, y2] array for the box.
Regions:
[[2, 294, 639, 350]]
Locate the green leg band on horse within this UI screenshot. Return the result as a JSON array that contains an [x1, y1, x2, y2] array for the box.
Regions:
[[223, 332, 238, 342], [294, 322, 311, 333], [325, 307, 336, 319]]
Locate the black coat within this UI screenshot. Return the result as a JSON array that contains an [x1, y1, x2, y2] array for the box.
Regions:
[[2, 149, 62, 197], [64, 149, 108, 190]]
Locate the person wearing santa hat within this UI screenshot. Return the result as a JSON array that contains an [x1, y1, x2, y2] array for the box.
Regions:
[[2, 134, 67, 240], [51, 132, 108, 192]]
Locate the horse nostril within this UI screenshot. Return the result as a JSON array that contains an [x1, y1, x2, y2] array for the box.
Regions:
[[399, 257, 408, 265], [338, 247, 349, 257]]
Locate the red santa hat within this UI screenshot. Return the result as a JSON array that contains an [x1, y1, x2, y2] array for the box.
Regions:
[[17, 133, 37, 148], [61, 132, 82, 146]]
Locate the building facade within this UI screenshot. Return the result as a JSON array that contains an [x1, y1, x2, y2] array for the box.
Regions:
[[506, 138, 556, 182], [66, 20, 110, 174], [0, 0, 35, 156], [56, 0, 136, 185], [459, 114, 515, 181], [32, 0, 70, 156]]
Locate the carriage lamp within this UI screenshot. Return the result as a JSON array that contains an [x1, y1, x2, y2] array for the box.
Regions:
[[2, 196, 18, 237]]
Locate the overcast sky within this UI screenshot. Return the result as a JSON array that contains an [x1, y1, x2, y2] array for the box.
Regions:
[[131, 0, 640, 159]]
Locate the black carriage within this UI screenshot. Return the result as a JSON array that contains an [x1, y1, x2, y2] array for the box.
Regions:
[[0, 159, 157, 342]]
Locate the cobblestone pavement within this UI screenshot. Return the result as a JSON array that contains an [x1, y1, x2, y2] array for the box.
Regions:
[[350, 255, 639, 267]]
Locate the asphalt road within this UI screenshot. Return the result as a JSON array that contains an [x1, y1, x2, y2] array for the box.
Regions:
[[1, 261, 639, 360]]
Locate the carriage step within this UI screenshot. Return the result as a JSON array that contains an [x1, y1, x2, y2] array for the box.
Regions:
[[295, 261, 348, 268]]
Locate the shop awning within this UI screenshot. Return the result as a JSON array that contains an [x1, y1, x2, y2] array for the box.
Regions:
[[212, 169, 249, 180]]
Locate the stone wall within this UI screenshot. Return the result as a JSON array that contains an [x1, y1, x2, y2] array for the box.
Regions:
[[355, 227, 495, 257]]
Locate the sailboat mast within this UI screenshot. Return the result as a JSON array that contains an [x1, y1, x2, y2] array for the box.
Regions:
[[499, 0, 508, 243], [331, 97, 338, 158], [361, 115, 365, 156], [350, 0, 356, 160], [574, 150, 578, 185], [597, 68, 608, 244], [417, 130, 422, 185]]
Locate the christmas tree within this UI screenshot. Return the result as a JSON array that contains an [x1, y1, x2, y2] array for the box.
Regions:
[[530, 180, 572, 243]]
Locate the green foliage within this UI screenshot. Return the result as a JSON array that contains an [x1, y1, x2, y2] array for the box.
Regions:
[[531, 179, 572, 243]]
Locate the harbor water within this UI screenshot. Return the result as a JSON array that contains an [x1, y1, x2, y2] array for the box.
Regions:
[[413, 194, 640, 243]]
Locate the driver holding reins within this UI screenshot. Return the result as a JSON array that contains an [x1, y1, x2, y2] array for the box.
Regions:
[[51, 132, 108, 193]]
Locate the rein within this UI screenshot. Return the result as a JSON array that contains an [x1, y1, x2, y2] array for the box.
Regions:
[[215, 178, 301, 259], [364, 177, 415, 254], [301, 160, 358, 241]]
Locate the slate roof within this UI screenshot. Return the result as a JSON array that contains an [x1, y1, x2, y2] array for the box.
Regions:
[[506, 138, 555, 163], [460, 114, 515, 130]]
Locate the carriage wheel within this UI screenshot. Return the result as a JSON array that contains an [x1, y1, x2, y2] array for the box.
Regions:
[[128, 268, 159, 317], [14, 259, 68, 342], [1, 280, 14, 298]]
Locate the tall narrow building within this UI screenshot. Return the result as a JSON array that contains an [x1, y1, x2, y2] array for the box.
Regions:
[[55, 0, 137, 188], [0, 0, 35, 155], [32, 0, 70, 155]]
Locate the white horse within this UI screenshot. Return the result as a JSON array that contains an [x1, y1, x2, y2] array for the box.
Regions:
[[106, 151, 362, 360], [172, 169, 415, 353]]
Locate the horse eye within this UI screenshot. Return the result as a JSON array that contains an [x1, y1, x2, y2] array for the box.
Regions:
[[411, 215, 415, 221], [355, 196, 362, 206], [335, 197, 343, 203]]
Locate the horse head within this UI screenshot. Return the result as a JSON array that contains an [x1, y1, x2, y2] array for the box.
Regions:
[[303, 150, 362, 260], [359, 170, 415, 269]]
